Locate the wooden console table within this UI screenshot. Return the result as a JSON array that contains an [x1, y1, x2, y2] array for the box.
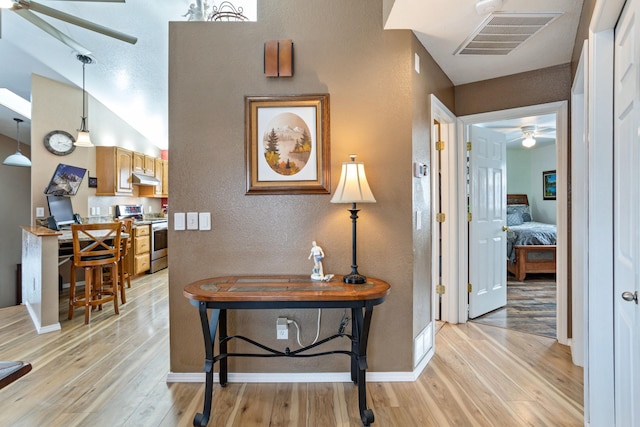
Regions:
[[183, 275, 391, 427]]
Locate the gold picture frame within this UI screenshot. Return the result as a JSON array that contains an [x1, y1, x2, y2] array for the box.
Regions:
[[245, 94, 330, 195]]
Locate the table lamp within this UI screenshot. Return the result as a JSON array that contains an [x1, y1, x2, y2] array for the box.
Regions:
[[331, 154, 376, 284]]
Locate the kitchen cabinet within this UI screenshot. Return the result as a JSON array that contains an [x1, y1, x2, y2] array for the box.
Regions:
[[138, 159, 169, 197], [144, 155, 155, 175], [162, 159, 168, 197], [133, 224, 150, 275], [139, 158, 168, 198], [133, 153, 154, 175], [154, 158, 163, 197], [97, 147, 166, 198], [133, 152, 144, 173], [95, 146, 133, 196]]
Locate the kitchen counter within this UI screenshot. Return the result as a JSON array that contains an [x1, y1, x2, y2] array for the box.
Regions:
[[133, 218, 168, 226]]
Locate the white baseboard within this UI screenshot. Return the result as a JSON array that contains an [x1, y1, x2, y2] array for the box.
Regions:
[[166, 368, 427, 384], [25, 301, 61, 334]]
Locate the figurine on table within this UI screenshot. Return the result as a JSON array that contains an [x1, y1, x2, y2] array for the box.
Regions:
[[308, 241, 325, 280]]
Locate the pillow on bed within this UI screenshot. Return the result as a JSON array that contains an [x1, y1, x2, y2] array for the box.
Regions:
[[507, 212, 524, 226], [507, 204, 532, 221]]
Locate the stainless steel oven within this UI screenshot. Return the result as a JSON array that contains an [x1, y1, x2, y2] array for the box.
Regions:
[[150, 220, 168, 273]]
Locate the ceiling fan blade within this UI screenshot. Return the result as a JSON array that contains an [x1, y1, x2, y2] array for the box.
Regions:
[[28, 0, 137, 44], [45, 0, 125, 2], [13, 8, 91, 55]]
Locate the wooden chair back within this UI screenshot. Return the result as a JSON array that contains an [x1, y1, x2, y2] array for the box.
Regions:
[[71, 222, 122, 267]]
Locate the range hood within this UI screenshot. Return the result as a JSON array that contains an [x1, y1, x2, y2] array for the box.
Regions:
[[131, 172, 160, 186]]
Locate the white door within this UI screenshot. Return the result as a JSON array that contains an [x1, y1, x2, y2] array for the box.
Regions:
[[614, 2, 640, 425], [468, 125, 507, 318]]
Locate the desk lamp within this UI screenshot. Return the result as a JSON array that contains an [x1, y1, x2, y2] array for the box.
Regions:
[[331, 154, 376, 284]]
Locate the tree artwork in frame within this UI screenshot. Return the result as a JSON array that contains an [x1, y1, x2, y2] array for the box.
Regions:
[[245, 94, 330, 195], [543, 170, 556, 200]]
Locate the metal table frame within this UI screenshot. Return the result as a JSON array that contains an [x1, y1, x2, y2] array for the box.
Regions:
[[185, 276, 389, 427]]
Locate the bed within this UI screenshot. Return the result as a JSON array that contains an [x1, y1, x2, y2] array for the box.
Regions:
[[506, 194, 557, 281]]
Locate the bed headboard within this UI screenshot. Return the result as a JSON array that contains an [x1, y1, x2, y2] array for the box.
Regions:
[[507, 194, 529, 205]]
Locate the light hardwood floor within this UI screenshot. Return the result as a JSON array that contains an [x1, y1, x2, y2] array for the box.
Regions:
[[0, 270, 583, 426]]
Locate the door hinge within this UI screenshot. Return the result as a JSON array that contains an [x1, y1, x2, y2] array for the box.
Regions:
[[436, 284, 446, 295], [468, 283, 472, 293], [436, 212, 446, 223], [435, 140, 445, 151], [467, 141, 472, 151], [468, 212, 472, 222]]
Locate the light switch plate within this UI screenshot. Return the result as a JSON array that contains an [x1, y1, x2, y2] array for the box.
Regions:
[[36, 207, 45, 218], [199, 212, 211, 230], [187, 212, 198, 230], [174, 212, 186, 230]]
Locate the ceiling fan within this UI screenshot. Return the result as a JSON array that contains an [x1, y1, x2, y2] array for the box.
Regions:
[[0, 0, 137, 55], [508, 125, 556, 148]]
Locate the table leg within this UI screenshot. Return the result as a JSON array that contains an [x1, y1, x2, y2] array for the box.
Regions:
[[351, 307, 359, 384], [193, 303, 219, 427], [354, 303, 375, 426], [219, 309, 228, 387]]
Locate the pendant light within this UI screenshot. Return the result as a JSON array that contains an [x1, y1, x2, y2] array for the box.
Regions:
[[3, 117, 31, 167], [75, 54, 94, 147]]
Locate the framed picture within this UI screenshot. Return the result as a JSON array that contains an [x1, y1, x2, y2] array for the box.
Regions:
[[245, 94, 330, 195], [543, 170, 556, 200]]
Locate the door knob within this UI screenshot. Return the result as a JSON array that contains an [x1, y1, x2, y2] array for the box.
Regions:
[[621, 291, 638, 304], [502, 226, 510, 232]]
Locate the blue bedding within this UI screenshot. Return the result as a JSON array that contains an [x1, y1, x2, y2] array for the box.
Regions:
[[506, 221, 557, 264]]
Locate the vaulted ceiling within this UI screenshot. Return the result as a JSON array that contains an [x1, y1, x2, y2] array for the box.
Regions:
[[0, 0, 582, 148]]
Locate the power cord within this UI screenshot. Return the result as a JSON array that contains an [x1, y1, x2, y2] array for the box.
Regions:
[[288, 308, 322, 347], [338, 309, 350, 335]]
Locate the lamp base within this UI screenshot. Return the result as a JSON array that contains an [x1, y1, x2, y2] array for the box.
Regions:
[[343, 273, 367, 284]]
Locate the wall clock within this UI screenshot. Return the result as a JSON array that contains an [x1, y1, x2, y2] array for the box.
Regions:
[[44, 130, 76, 156]]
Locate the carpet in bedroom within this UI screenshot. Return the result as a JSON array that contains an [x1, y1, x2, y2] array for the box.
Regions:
[[470, 273, 556, 339]]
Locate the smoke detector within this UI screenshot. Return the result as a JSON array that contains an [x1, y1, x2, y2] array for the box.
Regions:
[[476, 0, 503, 15]]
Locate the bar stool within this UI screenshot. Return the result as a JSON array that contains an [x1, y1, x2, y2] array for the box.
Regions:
[[118, 218, 133, 303], [68, 222, 121, 324]]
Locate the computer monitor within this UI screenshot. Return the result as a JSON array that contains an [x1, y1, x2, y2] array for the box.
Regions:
[[46, 195, 76, 227]]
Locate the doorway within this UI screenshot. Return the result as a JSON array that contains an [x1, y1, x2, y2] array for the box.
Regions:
[[469, 113, 558, 339], [431, 98, 569, 344], [461, 103, 568, 344]]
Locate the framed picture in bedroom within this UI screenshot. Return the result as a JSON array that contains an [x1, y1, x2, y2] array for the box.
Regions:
[[543, 170, 556, 200], [244, 94, 330, 195]]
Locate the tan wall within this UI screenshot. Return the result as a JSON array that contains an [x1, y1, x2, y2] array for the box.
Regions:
[[0, 134, 31, 307], [411, 36, 454, 336], [571, 0, 598, 77], [169, 0, 453, 373], [454, 63, 572, 117]]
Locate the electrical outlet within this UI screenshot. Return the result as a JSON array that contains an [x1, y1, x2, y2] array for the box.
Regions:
[[277, 317, 288, 339]]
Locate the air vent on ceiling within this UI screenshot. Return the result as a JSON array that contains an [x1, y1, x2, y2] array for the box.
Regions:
[[454, 12, 563, 56]]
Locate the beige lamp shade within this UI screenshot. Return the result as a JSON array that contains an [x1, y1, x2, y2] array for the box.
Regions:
[[75, 127, 93, 147], [331, 155, 376, 204]]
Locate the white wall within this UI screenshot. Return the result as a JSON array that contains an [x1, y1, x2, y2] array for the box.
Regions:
[[507, 148, 532, 194], [506, 143, 557, 224], [530, 144, 557, 223]]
